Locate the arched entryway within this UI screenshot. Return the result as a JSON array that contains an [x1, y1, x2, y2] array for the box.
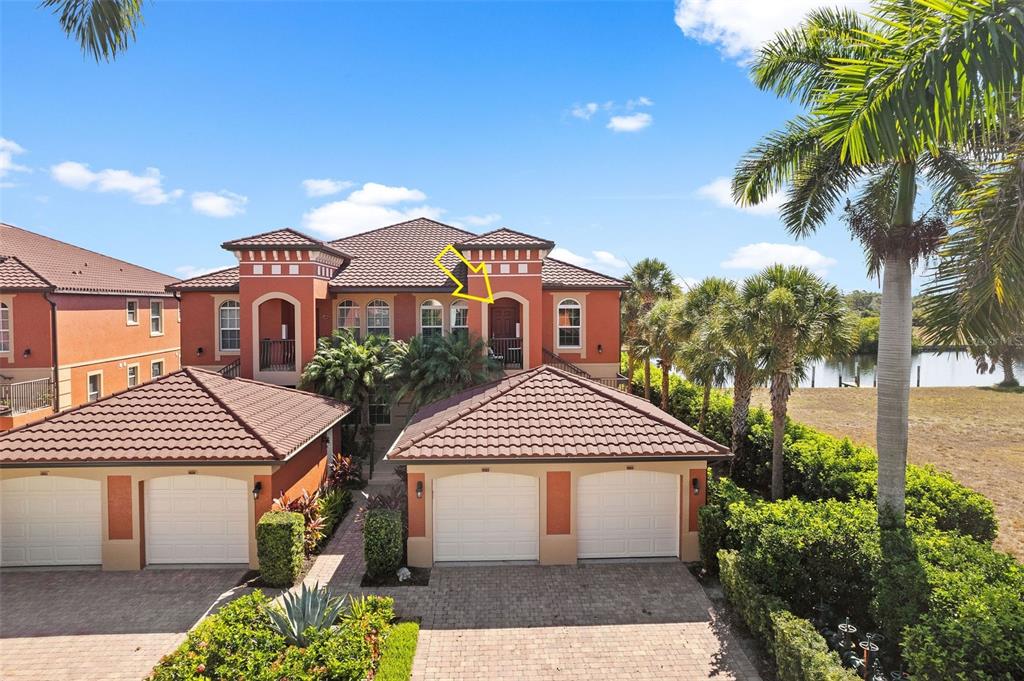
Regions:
[[488, 296, 525, 369], [257, 298, 296, 371]]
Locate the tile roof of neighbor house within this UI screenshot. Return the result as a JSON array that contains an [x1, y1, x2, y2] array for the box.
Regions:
[[0, 256, 51, 291], [457, 227, 555, 249], [221, 228, 351, 258], [168, 218, 625, 291], [0, 223, 178, 296], [0, 368, 351, 465], [386, 365, 731, 462]]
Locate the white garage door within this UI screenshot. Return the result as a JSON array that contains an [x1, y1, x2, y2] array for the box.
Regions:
[[146, 475, 249, 564], [434, 472, 538, 561], [0, 476, 102, 567], [578, 470, 679, 558]]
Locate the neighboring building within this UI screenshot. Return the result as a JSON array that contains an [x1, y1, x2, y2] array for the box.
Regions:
[[0, 224, 182, 431], [0, 367, 350, 570], [170, 217, 628, 450], [387, 365, 730, 565]]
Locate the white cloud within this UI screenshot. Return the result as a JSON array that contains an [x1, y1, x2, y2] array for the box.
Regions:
[[571, 102, 600, 120], [458, 213, 502, 228], [0, 138, 29, 179], [674, 0, 869, 61], [626, 96, 654, 109], [175, 264, 234, 279], [50, 161, 183, 205], [721, 242, 837, 276], [191, 190, 248, 218], [303, 181, 441, 239], [696, 176, 783, 216], [549, 246, 592, 268], [550, 246, 628, 274], [592, 250, 628, 269], [302, 178, 354, 197], [607, 112, 653, 133]]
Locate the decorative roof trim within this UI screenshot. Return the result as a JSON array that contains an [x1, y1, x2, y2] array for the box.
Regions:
[[221, 227, 353, 259]]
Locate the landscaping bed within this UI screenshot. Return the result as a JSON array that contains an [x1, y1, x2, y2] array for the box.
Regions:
[[360, 567, 430, 588]]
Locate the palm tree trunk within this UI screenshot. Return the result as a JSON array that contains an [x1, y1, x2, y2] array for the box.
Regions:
[[626, 350, 635, 384], [661, 363, 671, 411], [769, 370, 791, 500], [644, 358, 652, 401], [876, 162, 916, 526], [1000, 351, 1019, 387], [731, 364, 754, 455], [699, 382, 711, 432]]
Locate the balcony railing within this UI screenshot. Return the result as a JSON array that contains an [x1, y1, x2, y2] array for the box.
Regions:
[[259, 339, 296, 372], [218, 358, 241, 378], [0, 377, 54, 416], [542, 348, 628, 391], [489, 337, 523, 370]]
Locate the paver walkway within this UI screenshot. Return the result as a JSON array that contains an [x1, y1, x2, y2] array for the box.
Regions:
[[304, 492, 763, 681], [0, 567, 248, 681]]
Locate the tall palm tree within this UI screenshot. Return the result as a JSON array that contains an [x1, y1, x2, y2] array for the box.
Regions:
[[742, 266, 852, 500], [622, 258, 677, 400], [640, 295, 684, 412], [673, 278, 735, 431], [732, 5, 977, 522], [717, 289, 761, 456], [42, 0, 144, 61]]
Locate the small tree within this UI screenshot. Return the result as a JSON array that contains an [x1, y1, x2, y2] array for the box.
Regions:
[[674, 278, 736, 431], [623, 258, 678, 401]]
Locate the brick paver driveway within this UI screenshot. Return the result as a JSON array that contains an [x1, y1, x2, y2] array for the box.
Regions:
[[306, 496, 763, 681], [0, 567, 248, 681]]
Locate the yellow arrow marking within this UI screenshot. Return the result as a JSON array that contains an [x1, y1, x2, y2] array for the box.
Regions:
[[433, 244, 494, 304]]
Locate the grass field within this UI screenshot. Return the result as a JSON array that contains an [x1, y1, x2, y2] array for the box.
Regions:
[[752, 386, 1024, 559]]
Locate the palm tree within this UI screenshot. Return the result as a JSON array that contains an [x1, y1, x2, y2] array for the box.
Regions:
[[741, 266, 852, 500], [41, 0, 144, 61], [717, 289, 761, 457], [387, 334, 500, 415], [640, 295, 684, 412], [732, 4, 978, 522], [622, 259, 677, 400]]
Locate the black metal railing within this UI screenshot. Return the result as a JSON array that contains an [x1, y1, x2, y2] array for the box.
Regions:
[[489, 337, 523, 370], [542, 348, 629, 391], [259, 339, 296, 371], [218, 358, 241, 378], [595, 375, 630, 391], [0, 377, 54, 415]]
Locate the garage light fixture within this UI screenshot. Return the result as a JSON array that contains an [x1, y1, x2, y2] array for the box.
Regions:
[[252, 481, 263, 499], [196, 347, 204, 357], [692, 477, 701, 496], [415, 480, 423, 499]]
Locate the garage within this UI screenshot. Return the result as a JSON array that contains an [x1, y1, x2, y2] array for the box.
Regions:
[[577, 469, 679, 558], [0, 476, 102, 567], [145, 475, 249, 564], [433, 472, 539, 561]]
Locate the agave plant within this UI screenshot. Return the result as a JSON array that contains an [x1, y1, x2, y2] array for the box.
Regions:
[[265, 582, 346, 648]]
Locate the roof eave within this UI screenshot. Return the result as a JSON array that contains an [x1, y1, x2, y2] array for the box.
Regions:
[[387, 452, 732, 464]]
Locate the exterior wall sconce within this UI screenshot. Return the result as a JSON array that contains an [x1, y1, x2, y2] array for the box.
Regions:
[[196, 347, 204, 357], [596, 343, 603, 354], [415, 481, 423, 499], [692, 477, 701, 495], [22, 348, 31, 358], [252, 481, 262, 499]]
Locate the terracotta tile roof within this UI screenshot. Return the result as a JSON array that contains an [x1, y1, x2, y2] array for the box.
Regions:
[[0, 256, 51, 290], [328, 218, 476, 290], [387, 366, 731, 462], [167, 266, 240, 292], [0, 368, 351, 465], [541, 258, 627, 289], [458, 228, 554, 249], [222, 228, 351, 259], [0, 223, 178, 296]]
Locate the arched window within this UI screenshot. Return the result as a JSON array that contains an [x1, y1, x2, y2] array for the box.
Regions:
[[337, 300, 360, 340], [557, 298, 581, 348], [450, 300, 468, 340], [218, 300, 240, 351], [0, 303, 9, 353], [420, 299, 444, 339], [366, 299, 391, 338]]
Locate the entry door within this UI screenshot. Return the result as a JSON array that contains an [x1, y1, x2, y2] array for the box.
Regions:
[[433, 473, 538, 561], [489, 299, 519, 338], [0, 476, 102, 567], [577, 470, 679, 558], [146, 475, 249, 564]]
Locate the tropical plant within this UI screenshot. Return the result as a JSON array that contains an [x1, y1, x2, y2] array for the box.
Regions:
[[274, 488, 325, 554], [732, 3, 981, 521], [741, 266, 852, 500], [622, 258, 678, 400], [970, 328, 1024, 388], [638, 295, 684, 412], [264, 582, 347, 648], [42, 0, 144, 61], [717, 292, 761, 457], [325, 453, 362, 489], [387, 333, 499, 415]]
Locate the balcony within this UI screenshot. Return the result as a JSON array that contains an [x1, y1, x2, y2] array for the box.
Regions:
[[259, 339, 296, 372], [0, 377, 54, 416], [542, 348, 628, 391], [489, 337, 523, 370]]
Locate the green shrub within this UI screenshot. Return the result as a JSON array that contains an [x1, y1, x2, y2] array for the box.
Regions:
[[363, 509, 404, 579], [320, 487, 353, 536], [698, 474, 757, 573], [376, 621, 420, 681], [265, 582, 346, 647], [256, 511, 304, 587], [719, 550, 788, 654], [904, 464, 997, 542]]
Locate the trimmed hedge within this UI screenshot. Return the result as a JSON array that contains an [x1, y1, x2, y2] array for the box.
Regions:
[[363, 508, 403, 579], [257, 511, 304, 587], [698, 474, 756, 573]]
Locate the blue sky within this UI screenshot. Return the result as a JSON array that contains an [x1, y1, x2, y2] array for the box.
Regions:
[[1, 0, 890, 291]]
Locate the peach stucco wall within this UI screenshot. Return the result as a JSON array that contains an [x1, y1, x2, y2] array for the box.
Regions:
[[270, 437, 328, 504], [542, 289, 621, 369], [0, 292, 53, 369], [178, 291, 239, 368]]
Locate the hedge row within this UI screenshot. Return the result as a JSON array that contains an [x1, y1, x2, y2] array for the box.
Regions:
[[256, 511, 304, 588]]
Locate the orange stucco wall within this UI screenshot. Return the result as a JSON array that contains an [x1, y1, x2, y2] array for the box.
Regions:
[[687, 467, 707, 532], [0, 292, 53, 369], [546, 471, 571, 535], [107, 475, 134, 540], [178, 291, 237, 368], [270, 437, 328, 503], [65, 350, 181, 405], [542, 289, 621, 365], [394, 293, 417, 340], [407, 472, 426, 537], [238, 270, 324, 380], [54, 294, 180, 366]]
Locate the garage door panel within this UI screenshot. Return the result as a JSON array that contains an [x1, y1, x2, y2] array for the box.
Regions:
[[146, 475, 249, 564], [577, 470, 678, 559], [434, 473, 538, 562], [1, 476, 102, 567]]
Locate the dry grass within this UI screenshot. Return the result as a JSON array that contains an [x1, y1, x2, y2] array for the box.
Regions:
[[752, 386, 1024, 558]]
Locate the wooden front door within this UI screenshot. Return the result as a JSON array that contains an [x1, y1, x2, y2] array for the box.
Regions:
[[489, 298, 520, 338]]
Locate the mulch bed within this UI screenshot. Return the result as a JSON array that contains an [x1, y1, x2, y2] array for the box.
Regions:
[[360, 567, 431, 588]]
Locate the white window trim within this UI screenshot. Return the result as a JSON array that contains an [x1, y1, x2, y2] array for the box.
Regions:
[[369, 399, 392, 426], [149, 300, 164, 337], [86, 370, 103, 402], [365, 299, 392, 338], [126, 299, 139, 326], [126, 363, 140, 388], [337, 300, 361, 338], [217, 299, 241, 355], [556, 297, 583, 350], [450, 301, 469, 336], [0, 297, 12, 359], [419, 299, 445, 338], [151, 359, 165, 378]]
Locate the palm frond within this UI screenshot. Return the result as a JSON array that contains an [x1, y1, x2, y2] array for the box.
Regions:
[[40, 0, 144, 62]]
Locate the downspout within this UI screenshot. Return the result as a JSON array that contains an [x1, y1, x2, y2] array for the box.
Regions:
[[43, 291, 59, 413]]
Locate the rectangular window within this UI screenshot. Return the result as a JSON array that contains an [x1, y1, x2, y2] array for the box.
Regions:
[[0, 302, 10, 353], [127, 365, 139, 387], [150, 301, 163, 335], [87, 373, 102, 402], [288, 264, 299, 274], [557, 300, 582, 348], [366, 302, 390, 338], [518, 263, 529, 273], [271, 264, 281, 275], [421, 304, 443, 339], [151, 360, 164, 378], [369, 400, 391, 425], [218, 301, 241, 351], [126, 300, 138, 325], [253, 264, 264, 275]]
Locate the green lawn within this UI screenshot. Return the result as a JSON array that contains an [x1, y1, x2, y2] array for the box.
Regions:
[[376, 621, 420, 681]]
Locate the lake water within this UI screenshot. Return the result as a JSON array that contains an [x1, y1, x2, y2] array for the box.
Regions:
[[802, 351, 1024, 388]]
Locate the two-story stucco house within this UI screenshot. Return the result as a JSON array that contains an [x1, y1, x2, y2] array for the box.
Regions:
[[0, 223, 182, 431]]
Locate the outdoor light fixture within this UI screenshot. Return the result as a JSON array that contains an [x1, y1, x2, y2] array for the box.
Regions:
[[416, 481, 423, 499], [252, 481, 263, 499], [22, 348, 31, 358], [692, 477, 701, 496], [196, 346, 204, 357], [597, 343, 603, 354]]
